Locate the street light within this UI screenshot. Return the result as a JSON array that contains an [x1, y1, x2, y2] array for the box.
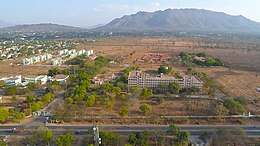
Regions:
[[93, 125, 101, 146]]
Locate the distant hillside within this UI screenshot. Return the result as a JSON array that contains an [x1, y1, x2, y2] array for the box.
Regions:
[[0, 20, 12, 28], [98, 9, 260, 32], [0, 23, 84, 32], [86, 24, 106, 29]]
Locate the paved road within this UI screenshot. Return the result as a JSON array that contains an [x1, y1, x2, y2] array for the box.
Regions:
[[1, 125, 260, 136]]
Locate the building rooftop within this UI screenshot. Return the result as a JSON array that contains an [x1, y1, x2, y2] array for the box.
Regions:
[[128, 71, 142, 78]]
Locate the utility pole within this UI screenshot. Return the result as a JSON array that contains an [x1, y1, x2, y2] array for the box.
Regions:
[[93, 125, 101, 146]]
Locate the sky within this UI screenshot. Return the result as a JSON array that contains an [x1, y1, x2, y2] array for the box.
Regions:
[[0, 0, 260, 27]]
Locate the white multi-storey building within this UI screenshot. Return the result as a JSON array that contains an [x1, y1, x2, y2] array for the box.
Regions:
[[128, 71, 203, 90], [0, 75, 22, 86], [25, 75, 48, 85]]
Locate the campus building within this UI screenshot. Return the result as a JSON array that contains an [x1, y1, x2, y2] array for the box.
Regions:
[[128, 71, 203, 90], [25, 75, 48, 85]]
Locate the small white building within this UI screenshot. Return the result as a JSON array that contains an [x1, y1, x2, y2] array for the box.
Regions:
[[0, 97, 2, 103], [51, 75, 69, 83], [4, 75, 22, 86], [25, 75, 48, 85]]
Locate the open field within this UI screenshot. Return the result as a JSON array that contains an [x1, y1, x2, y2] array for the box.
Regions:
[[1, 37, 260, 118]]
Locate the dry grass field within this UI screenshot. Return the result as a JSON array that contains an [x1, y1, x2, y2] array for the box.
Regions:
[[1, 36, 259, 101]]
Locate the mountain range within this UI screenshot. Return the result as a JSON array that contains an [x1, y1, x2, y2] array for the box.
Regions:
[[0, 20, 12, 28], [98, 8, 260, 32], [1, 9, 260, 33], [0, 23, 83, 32]]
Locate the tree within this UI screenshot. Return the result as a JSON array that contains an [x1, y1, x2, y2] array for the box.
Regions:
[[42, 93, 53, 103], [48, 68, 61, 77], [0, 109, 9, 123], [27, 82, 37, 90], [26, 95, 35, 103], [86, 94, 96, 107], [119, 106, 129, 117], [176, 131, 190, 145], [140, 88, 152, 100], [167, 124, 180, 136], [158, 65, 172, 74], [42, 128, 53, 145], [128, 131, 150, 146], [100, 131, 121, 146], [56, 131, 74, 146], [215, 104, 229, 116], [0, 80, 7, 88], [6, 86, 17, 95], [130, 86, 141, 98], [0, 141, 7, 146], [66, 97, 74, 104], [223, 98, 246, 114], [139, 104, 151, 115], [14, 112, 25, 123], [168, 82, 181, 94], [174, 72, 182, 79], [30, 102, 43, 112]]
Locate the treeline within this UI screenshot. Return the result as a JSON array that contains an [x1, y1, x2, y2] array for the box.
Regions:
[[179, 52, 224, 67]]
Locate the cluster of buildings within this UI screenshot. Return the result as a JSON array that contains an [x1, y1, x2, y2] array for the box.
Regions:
[[58, 49, 94, 58], [51, 49, 94, 65], [23, 54, 53, 65], [0, 74, 70, 86], [128, 71, 203, 90]]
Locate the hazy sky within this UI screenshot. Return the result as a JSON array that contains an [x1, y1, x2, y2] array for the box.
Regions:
[[0, 0, 260, 27]]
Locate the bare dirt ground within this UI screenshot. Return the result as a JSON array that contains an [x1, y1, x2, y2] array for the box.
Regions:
[[198, 67, 260, 99]]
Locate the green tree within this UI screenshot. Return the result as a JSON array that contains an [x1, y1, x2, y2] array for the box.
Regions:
[[26, 95, 35, 103], [167, 124, 180, 136], [0, 109, 9, 123], [223, 98, 246, 114], [66, 97, 74, 104], [119, 106, 129, 117], [56, 131, 74, 146], [128, 131, 150, 146], [42, 128, 53, 145], [27, 82, 37, 90], [176, 131, 190, 145], [0, 80, 7, 88], [86, 94, 96, 107], [30, 102, 43, 112], [139, 104, 151, 115], [0, 141, 7, 146], [7, 86, 17, 95], [14, 112, 25, 123], [42, 93, 53, 103], [130, 86, 141, 98], [215, 104, 229, 116], [168, 82, 181, 94], [140, 88, 152, 100], [174, 72, 182, 79], [100, 131, 121, 146], [158, 65, 172, 74]]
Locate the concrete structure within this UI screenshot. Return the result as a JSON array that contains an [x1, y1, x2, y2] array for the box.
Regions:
[[128, 71, 203, 90], [25, 75, 48, 85], [23, 54, 52, 65], [0, 75, 22, 86], [51, 58, 63, 66], [51, 75, 69, 83]]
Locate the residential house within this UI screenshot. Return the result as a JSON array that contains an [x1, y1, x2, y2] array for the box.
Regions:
[[1, 75, 22, 86], [25, 75, 48, 85]]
